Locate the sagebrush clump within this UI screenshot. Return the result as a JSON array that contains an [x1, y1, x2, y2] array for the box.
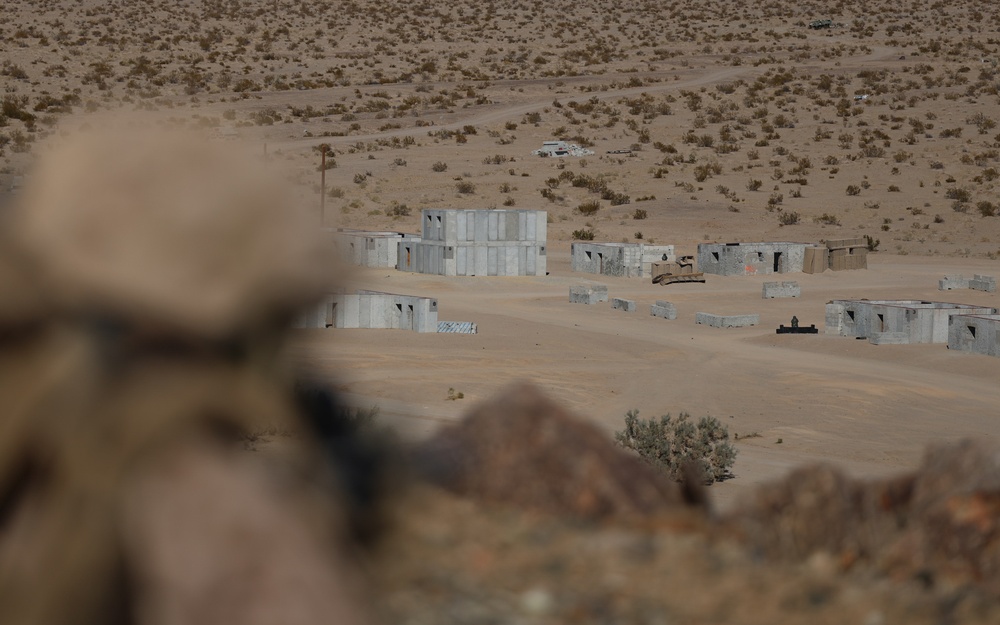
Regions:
[[614, 410, 736, 483]]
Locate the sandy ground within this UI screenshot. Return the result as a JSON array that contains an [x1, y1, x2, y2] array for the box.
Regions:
[[292, 246, 1000, 510]]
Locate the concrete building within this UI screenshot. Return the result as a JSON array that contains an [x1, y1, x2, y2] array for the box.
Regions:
[[571, 242, 675, 278], [697, 242, 808, 276], [948, 314, 1000, 358], [397, 209, 547, 277], [333, 228, 420, 268], [825, 300, 999, 344], [295, 290, 438, 333]]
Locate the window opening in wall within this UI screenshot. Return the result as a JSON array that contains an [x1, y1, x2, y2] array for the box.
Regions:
[[968, 325, 977, 338], [847, 310, 855, 322], [877, 313, 885, 332], [711, 252, 719, 262], [585, 251, 592, 261], [756, 252, 765, 262]]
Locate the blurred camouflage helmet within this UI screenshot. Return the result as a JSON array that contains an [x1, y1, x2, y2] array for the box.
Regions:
[[12, 129, 334, 339], [0, 239, 46, 332]]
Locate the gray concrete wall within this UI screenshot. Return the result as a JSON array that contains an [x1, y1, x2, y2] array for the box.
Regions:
[[826, 300, 999, 344], [762, 281, 801, 298], [948, 314, 1000, 357], [571, 242, 675, 278], [611, 298, 636, 312], [695, 312, 759, 327], [651, 301, 677, 320], [697, 242, 807, 276], [569, 284, 608, 304], [971, 274, 997, 292], [295, 290, 438, 332]]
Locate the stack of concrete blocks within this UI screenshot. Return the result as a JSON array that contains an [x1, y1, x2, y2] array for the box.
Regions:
[[295, 290, 438, 333], [397, 209, 546, 276], [697, 242, 807, 276], [948, 314, 1000, 357], [762, 281, 801, 298], [569, 284, 608, 305], [611, 298, 636, 312], [802, 245, 829, 274], [695, 312, 760, 328], [650, 301, 677, 320], [825, 299, 1000, 344], [971, 275, 997, 292], [333, 228, 420, 268], [939, 275, 971, 290], [826, 238, 868, 271], [570, 242, 675, 278], [938, 274, 996, 292]]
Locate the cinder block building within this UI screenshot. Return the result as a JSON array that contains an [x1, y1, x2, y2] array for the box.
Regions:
[[825, 300, 999, 344], [397, 209, 547, 276], [570, 242, 675, 278], [295, 290, 438, 333], [697, 242, 808, 276], [948, 314, 1000, 358], [333, 228, 420, 268]]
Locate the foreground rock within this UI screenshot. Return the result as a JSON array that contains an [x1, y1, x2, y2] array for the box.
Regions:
[[413, 382, 694, 520]]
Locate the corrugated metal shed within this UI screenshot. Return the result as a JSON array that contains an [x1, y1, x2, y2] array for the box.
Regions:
[[437, 321, 478, 334]]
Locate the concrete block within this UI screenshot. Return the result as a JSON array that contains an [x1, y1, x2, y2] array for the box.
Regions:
[[970, 274, 997, 293], [611, 298, 636, 312], [651, 301, 677, 320], [695, 312, 759, 328], [569, 284, 608, 305], [868, 332, 910, 345], [762, 281, 801, 299], [939, 275, 970, 290]]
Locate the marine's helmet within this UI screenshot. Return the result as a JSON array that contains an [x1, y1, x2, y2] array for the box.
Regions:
[[11, 129, 334, 339]]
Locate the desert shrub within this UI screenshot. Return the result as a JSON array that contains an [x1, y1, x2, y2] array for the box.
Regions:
[[888, 185, 901, 192], [746, 179, 762, 191], [384, 202, 411, 217], [778, 211, 800, 226], [945, 187, 971, 202], [455, 181, 476, 194], [846, 184, 861, 196], [572, 228, 596, 241], [577, 200, 601, 216], [814, 213, 841, 225], [431, 161, 448, 172], [977, 201, 997, 217], [614, 410, 735, 483], [632, 208, 648, 220], [865, 235, 880, 251]]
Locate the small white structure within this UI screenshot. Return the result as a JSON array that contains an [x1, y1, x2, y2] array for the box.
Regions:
[[571, 242, 675, 278], [532, 141, 594, 157], [295, 290, 438, 333], [332, 228, 420, 269]]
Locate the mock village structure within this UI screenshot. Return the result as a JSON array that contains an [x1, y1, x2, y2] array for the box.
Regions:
[[570, 242, 676, 278], [397, 209, 547, 277]]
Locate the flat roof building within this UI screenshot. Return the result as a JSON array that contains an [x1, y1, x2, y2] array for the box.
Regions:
[[332, 228, 420, 269], [295, 289, 438, 333], [697, 242, 808, 276], [397, 209, 547, 277], [948, 314, 1000, 358], [826, 300, 999, 344], [571, 242, 675, 278]]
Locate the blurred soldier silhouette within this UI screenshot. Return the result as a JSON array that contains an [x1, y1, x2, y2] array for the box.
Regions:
[[0, 129, 369, 625]]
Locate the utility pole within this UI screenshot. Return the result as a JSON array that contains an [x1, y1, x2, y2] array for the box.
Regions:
[[319, 144, 329, 226]]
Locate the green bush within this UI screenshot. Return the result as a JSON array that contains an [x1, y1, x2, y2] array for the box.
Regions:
[[577, 200, 601, 216], [615, 410, 735, 483], [572, 228, 596, 240]]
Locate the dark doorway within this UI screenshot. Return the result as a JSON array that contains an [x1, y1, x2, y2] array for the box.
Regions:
[[326, 302, 337, 327], [876, 313, 885, 332], [773, 251, 783, 273]]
